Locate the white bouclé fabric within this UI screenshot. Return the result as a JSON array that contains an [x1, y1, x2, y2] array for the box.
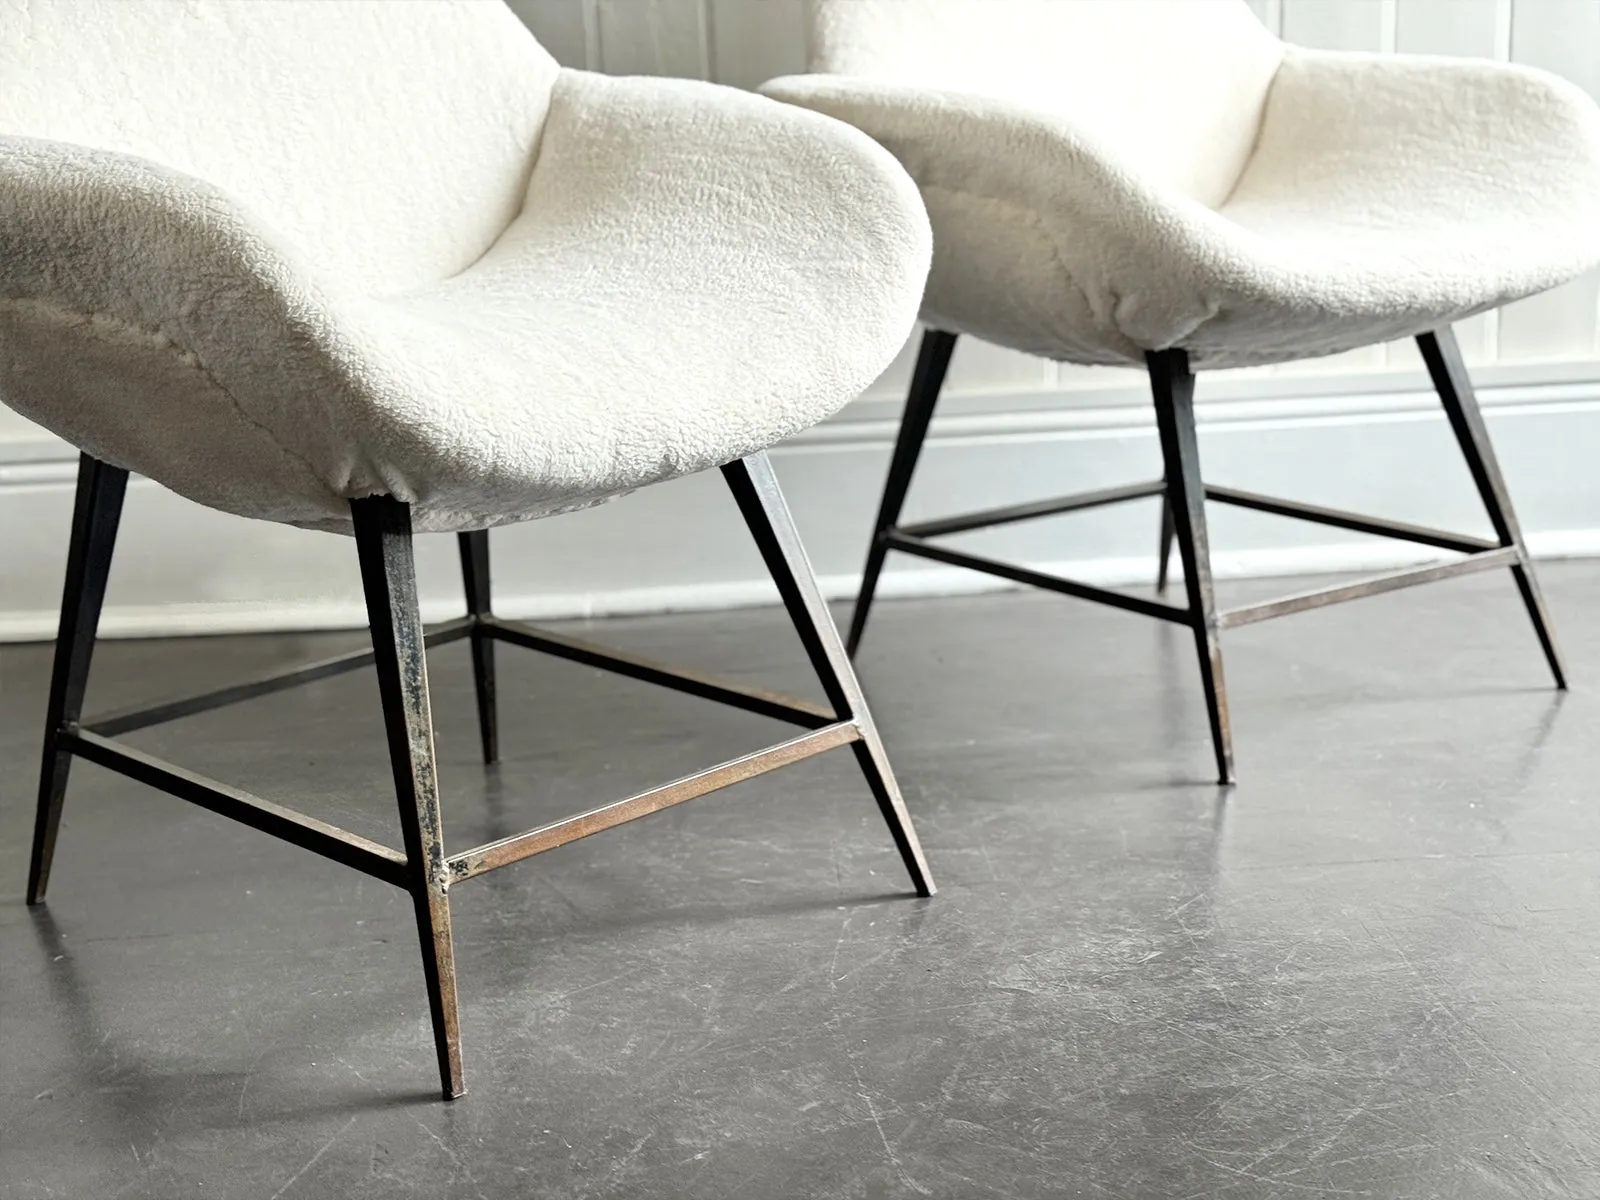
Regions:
[[0, 1, 931, 531], [762, 0, 1600, 369]]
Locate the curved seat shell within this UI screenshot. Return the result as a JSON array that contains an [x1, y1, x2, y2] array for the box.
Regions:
[[762, 0, 1600, 369], [0, 2, 931, 531]]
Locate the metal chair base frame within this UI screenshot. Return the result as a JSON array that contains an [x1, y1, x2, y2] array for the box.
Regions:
[[849, 326, 1566, 786], [25, 451, 934, 1101]]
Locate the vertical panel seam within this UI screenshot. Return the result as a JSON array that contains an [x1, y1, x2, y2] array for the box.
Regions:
[[1493, 0, 1514, 60], [700, 0, 716, 81], [582, 0, 602, 70], [1379, 0, 1399, 52]]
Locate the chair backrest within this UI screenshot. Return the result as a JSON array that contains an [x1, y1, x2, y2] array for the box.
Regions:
[[0, 0, 561, 293], [807, 0, 1285, 206]]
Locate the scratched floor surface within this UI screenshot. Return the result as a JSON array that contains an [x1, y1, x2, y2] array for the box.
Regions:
[[3, 561, 1598, 1199]]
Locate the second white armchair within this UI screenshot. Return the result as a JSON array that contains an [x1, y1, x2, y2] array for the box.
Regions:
[[765, 0, 1600, 783]]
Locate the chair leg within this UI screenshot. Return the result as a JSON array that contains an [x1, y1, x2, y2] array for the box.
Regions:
[[1418, 327, 1567, 688], [723, 452, 935, 897], [846, 328, 958, 656], [353, 497, 465, 1100], [1147, 351, 1234, 786], [27, 455, 129, 905], [457, 530, 499, 764], [1156, 488, 1176, 593]]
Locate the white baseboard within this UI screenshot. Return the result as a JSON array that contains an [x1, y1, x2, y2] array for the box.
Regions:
[[1, 367, 1598, 642], [10, 527, 1589, 645]]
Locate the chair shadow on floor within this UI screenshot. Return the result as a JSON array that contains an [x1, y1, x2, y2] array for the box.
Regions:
[[22, 880, 924, 1119]]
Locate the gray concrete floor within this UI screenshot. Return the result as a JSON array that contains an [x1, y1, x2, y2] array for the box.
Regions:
[[3, 562, 1599, 1199]]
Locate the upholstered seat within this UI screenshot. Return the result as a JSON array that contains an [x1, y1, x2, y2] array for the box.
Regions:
[[1, 3, 928, 531], [763, 1, 1600, 368]]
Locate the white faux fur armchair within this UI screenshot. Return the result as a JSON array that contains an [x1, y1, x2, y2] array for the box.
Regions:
[[764, 0, 1600, 783], [2, 0, 935, 1099]]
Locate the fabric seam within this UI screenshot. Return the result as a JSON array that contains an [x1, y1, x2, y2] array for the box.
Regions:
[[0, 297, 334, 495]]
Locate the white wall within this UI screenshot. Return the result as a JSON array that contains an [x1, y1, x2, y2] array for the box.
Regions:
[[2, 0, 1598, 639]]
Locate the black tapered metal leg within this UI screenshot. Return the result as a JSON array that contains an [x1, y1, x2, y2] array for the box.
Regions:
[[723, 453, 935, 897], [1418, 327, 1567, 689], [847, 329, 958, 656], [1147, 352, 1234, 785], [1156, 489, 1176, 593], [457, 530, 498, 764], [353, 497, 465, 1100], [27, 455, 128, 905]]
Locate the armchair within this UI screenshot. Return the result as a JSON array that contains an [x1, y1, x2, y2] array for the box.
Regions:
[[3, 0, 936, 1098]]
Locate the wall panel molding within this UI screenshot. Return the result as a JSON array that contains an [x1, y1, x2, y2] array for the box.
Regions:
[[2, 373, 1596, 641]]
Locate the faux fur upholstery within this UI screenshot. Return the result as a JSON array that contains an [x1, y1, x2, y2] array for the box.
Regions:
[[763, 0, 1600, 369], [0, 1, 931, 531]]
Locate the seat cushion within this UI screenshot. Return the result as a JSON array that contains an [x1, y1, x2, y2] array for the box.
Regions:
[[763, 49, 1600, 369], [0, 72, 931, 531]]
